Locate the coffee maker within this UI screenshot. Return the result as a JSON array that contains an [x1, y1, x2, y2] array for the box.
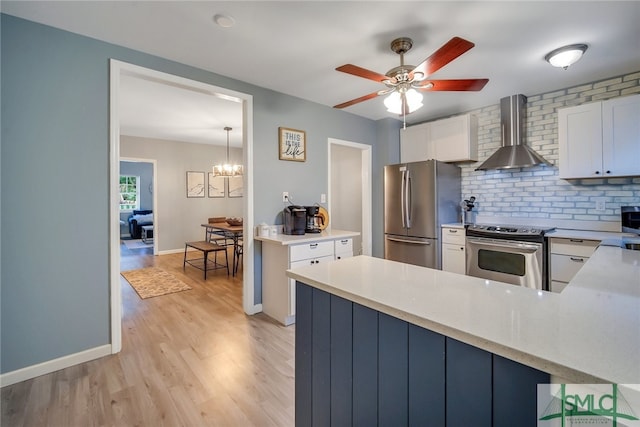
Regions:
[[305, 206, 322, 233], [283, 205, 306, 235]]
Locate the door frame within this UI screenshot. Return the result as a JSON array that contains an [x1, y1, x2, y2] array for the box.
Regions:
[[327, 138, 372, 256], [109, 60, 257, 353]]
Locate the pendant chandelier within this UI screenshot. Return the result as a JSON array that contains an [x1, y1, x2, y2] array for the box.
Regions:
[[213, 126, 243, 177]]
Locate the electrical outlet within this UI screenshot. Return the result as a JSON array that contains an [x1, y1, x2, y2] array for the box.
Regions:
[[320, 193, 326, 203], [595, 198, 606, 212], [282, 192, 289, 203]]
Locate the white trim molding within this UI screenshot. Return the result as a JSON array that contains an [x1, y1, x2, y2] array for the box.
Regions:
[[0, 345, 111, 388], [109, 60, 259, 354]]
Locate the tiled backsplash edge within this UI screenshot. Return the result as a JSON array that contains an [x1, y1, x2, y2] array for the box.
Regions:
[[453, 70, 640, 229]]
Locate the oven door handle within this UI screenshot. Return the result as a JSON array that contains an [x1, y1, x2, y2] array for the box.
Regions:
[[467, 238, 540, 252]]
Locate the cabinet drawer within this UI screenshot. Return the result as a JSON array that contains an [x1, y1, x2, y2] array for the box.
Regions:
[[290, 254, 334, 269], [549, 238, 599, 257], [334, 238, 353, 255], [442, 227, 465, 245], [551, 254, 589, 283], [290, 240, 334, 262]]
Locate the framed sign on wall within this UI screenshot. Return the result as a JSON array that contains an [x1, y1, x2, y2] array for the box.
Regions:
[[278, 127, 306, 162]]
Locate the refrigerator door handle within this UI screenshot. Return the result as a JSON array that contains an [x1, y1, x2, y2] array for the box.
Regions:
[[400, 169, 406, 228], [386, 236, 432, 245], [406, 170, 412, 228]]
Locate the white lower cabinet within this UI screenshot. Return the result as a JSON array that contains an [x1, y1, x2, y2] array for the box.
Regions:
[[261, 237, 354, 325], [549, 237, 599, 293], [441, 226, 466, 275], [335, 238, 354, 260]]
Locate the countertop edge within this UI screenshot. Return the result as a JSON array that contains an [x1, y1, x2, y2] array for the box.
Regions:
[[255, 229, 360, 245], [287, 268, 607, 384]]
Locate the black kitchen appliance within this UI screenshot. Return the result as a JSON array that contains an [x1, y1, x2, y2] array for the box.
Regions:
[[622, 206, 640, 235], [304, 206, 322, 233], [283, 205, 306, 235]]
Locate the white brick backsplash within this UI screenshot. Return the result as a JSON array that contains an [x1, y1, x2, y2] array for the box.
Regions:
[[446, 71, 640, 223]]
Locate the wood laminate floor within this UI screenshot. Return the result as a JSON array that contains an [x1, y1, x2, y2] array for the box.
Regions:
[[1, 243, 295, 426]]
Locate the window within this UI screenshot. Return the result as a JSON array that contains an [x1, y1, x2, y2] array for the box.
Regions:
[[119, 175, 140, 211]]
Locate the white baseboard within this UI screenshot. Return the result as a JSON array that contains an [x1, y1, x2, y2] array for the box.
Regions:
[[245, 303, 263, 316], [0, 344, 112, 388], [158, 248, 186, 255]]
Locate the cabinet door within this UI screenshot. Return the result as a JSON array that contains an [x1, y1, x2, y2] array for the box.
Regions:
[[400, 123, 433, 163], [442, 243, 466, 274], [429, 114, 478, 162], [558, 102, 603, 179], [602, 94, 640, 177]]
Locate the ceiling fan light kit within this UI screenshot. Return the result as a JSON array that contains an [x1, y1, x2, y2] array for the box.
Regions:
[[333, 36, 489, 118], [545, 44, 588, 69], [384, 88, 423, 114]]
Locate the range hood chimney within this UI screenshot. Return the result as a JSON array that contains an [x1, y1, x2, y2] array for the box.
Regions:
[[475, 94, 551, 171]]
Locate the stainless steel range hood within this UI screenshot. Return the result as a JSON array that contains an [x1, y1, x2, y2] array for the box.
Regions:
[[475, 94, 551, 171]]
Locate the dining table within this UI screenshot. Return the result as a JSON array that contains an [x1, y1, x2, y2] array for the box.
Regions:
[[201, 222, 244, 276]]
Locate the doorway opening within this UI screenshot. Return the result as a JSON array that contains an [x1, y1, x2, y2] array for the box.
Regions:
[[109, 60, 256, 353], [328, 138, 372, 256], [119, 158, 157, 263]]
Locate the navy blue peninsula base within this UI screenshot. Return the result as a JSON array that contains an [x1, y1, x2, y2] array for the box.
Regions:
[[295, 282, 549, 427]]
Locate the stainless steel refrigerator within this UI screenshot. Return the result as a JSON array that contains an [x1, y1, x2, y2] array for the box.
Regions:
[[384, 160, 461, 269]]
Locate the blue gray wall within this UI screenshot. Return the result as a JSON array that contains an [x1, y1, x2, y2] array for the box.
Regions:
[[1, 14, 392, 374]]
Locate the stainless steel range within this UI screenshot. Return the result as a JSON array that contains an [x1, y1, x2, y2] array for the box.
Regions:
[[466, 224, 555, 290]]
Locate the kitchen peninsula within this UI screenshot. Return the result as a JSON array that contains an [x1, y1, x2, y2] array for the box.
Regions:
[[287, 245, 640, 426], [256, 229, 359, 325]]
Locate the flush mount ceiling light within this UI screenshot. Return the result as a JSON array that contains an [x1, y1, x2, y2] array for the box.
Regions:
[[213, 14, 235, 28], [545, 44, 588, 70], [213, 127, 243, 177]]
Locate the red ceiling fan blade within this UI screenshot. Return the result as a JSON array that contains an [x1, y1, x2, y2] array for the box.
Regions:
[[416, 79, 489, 91], [411, 37, 475, 79], [335, 64, 391, 83], [333, 91, 381, 109]]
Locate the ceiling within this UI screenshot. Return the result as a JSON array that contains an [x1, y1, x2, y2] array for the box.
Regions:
[[3, 1, 639, 145]]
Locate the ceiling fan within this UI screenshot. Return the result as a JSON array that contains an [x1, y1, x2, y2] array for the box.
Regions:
[[333, 36, 489, 116]]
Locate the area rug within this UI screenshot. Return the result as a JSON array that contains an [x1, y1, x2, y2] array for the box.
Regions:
[[121, 267, 191, 299], [122, 239, 153, 250]]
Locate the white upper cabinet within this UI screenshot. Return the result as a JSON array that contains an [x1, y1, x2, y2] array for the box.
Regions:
[[400, 114, 478, 163], [429, 114, 478, 162], [602, 95, 640, 177], [558, 94, 640, 179], [400, 122, 432, 163]]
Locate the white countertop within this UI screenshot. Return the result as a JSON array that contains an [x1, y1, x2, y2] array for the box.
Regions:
[[547, 228, 636, 241], [255, 229, 359, 245], [286, 245, 640, 384]]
